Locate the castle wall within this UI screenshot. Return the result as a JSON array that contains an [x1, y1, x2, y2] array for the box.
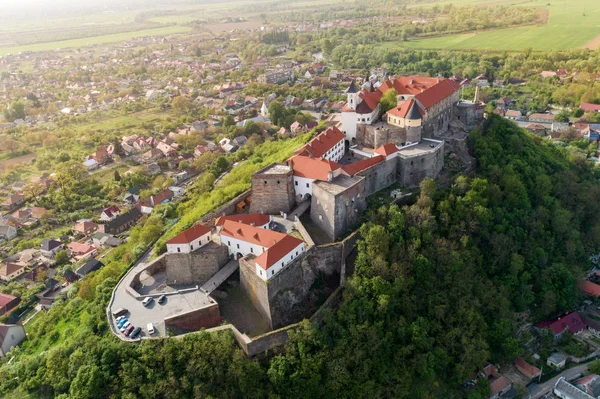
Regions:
[[200, 190, 252, 224], [240, 244, 343, 329], [421, 91, 459, 138], [398, 141, 445, 187], [357, 124, 407, 148], [164, 303, 221, 332], [355, 157, 398, 197], [311, 177, 367, 241], [165, 243, 230, 285], [250, 164, 296, 215]]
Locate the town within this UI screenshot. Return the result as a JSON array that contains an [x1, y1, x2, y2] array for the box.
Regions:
[[1, 0, 600, 398]]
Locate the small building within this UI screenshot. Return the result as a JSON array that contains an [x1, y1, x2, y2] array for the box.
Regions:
[[554, 376, 594, 399], [0, 226, 17, 242], [0, 293, 20, 316], [168, 186, 185, 197], [0, 262, 27, 282], [547, 352, 567, 370], [40, 239, 64, 259], [514, 358, 541, 381], [535, 312, 585, 340], [72, 221, 98, 236], [90, 232, 123, 248], [100, 208, 143, 235], [580, 280, 600, 297], [75, 258, 104, 277], [166, 224, 212, 254], [0, 324, 26, 357], [100, 205, 121, 221], [1, 194, 25, 212], [580, 103, 600, 113], [575, 374, 600, 397], [83, 158, 99, 171], [67, 242, 96, 261]]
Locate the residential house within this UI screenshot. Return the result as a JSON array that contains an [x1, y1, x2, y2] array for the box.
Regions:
[[100, 208, 143, 235], [100, 205, 121, 221], [0, 293, 20, 316], [554, 377, 595, 399], [145, 162, 161, 176], [194, 145, 211, 157], [72, 221, 99, 236], [0, 324, 26, 357], [525, 123, 547, 135], [504, 110, 522, 120], [575, 374, 600, 397], [0, 262, 27, 281], [1, 194, 25, 212], [168, 186, 185, 197], [150, 189, 173, 207], [40, 239, 64, 258], [473, 74, 489, 87], [580, 280, 600, 297], [580, 103, 600, 113], [534, 312, 585, 340], [63, 269, 79, 283], [142, 148, 164, 163], [0, 226, 17, 242], [67, 242, 96, 261], [481, 364, 512, 399], [529, 113, 556, 123], [75, 258, 104, 277], [540, 71, 557, 78], [290, 121, 306, 136], [31, 207, 48, 220], [584, 315, 600, 338], [90, 146, 111, 165], [514, 358, 541, 381], [156, 141, 176, 157], [123, 190, 140, 204], [232, 136, 248, 147], [83, 158, 99, 171], [166, 224, 212, 254], [547, 352, 568, 369], [90, 232, 123, 249]]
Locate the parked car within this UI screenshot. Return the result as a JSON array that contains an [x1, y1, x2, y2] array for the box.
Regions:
[[158, 295, 167, 304], [117, 319, 128, 329], [116, 316, 126, 323], [147, 323, 155, 334], [112, 307, 128, 317], [142, 297, 154, 307], [124, 325, 135, 337], [120, 322, 131, 332], [130, 327, 141, 339]]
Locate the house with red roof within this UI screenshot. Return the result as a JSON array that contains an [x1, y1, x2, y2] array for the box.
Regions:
[[215, 214, 271, 230], [100, 205, 121, 221], [219, 219, 305, 281], [67, 242, 97, 261], [581, 103, 600, 113], [514, 358, 541, 381], [534, 311, 585, 340], [288, 155, 344, 200], [0, 293, 20, 316], [295, 126, 345, 163], [166, 224, 213, 254], [580, 280, 600, 297]]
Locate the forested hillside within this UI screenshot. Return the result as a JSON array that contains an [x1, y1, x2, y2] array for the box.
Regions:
[[1, 116, 599, 398]]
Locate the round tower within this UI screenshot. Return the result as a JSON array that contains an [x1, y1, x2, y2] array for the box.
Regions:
[[405, 100, 423, 143]]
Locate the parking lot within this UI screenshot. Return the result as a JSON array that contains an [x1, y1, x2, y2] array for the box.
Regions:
[[109, 251, 214, 339]]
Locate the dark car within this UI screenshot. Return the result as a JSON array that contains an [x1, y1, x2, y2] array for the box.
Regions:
[[130, 327, 141, 339], [158, 295, 167, 304], [124, 325, 135, 337]]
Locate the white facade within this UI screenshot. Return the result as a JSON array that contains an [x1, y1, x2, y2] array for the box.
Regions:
[[168, 186, 185, 197], [321, 139, 345, 163], [255, 242, 306, 281], [341, 106, 379, 143], [221, 234, 267, 259], [293, 176, 315, 199], [0, 324, 26, 357], [166, 231, 212, 254]]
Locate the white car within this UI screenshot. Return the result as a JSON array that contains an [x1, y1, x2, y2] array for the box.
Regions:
[[120, 322, 131, 332], [147, 323, 155, 335], [142, 297, 154, 307]]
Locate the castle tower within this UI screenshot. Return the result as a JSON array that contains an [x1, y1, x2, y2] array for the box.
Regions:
[[405, 100, 423, 143], [345, 80, 359, 111], [261, 101, 269, 117], [250, 163, 296, 215]]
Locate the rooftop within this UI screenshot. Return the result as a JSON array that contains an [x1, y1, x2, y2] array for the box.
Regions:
[[313, 174, 363, 196], [397, 139, 443, 158], [258, 163, 292, 175]]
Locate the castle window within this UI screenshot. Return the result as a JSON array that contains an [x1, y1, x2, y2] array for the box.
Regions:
[[411, 161, 414, 165], [237, 244, 240, 249], [281, 262, 284, 267], [295, 181, 298, 186], [264, 181, 267, 185], [296, 251, 298, 256], [228, 241, 231, 246], [277, 180, 280, 184], [177, 247, 181, 253], [306, 183, 309, 188], [250, 248, 253, 253], [260, 270, 263, 276], [422, 158, 425, 163]]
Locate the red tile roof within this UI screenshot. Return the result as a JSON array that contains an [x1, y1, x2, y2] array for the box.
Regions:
[[289, 155, 342, 181], [220, 220, 303, 269], [386, 99, 425, 119], [151, 189, 173, 206], [299, 126, 344, 159], [357, 89, 382, 112], [0, 293, 17, 307], [68, 242, 95, 254], [534, 311, 585, 335], [414, 79, 460, 109], [342, 155, 384, 176], [490, 375, 512, 397], [514, 358, 541, 379], [581, 103, 600, 112], [215, 214, 270, 228], [102, 205, 120, 218], [377, 76, 441, 96], [580, 280, 600, 297], [167, 224, 212, 244], [375, 143, 399, 157]]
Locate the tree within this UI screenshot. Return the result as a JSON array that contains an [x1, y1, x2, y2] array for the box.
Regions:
[[379, 89, 398, 114], [54, 161, 86, 198], [24, 181, 45, 204], [69, 365, 106, 399], [210, 156, 229, 177], [3, 138, 19, 153], [268, 101, 286, 127], [114, 170, 121, 182], [55, 250, 69, 266], [172, 96, 192, 116]]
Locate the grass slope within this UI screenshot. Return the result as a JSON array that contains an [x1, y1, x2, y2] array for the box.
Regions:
[[384, 0, 600, 51]]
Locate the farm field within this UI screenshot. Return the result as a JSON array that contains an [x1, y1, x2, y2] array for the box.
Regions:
[[384, 0, 600, 51], [0, 25, 191, 56]]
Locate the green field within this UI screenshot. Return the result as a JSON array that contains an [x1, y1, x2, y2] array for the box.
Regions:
[[383, 0, 600, 51], [0, 25, 191, 55]]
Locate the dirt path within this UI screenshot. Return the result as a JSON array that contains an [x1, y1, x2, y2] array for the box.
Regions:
[[583, 34, 600, 50], [0, 152, 37, 173]]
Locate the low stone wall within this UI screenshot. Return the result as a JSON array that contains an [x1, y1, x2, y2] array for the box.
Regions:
[[200, 190, 252, 224], [294, 216, 315, 248], [165, 243, 229, 285], [164, 302, 221, 332]]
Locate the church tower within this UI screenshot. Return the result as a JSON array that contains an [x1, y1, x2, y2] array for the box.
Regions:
[[345, 80, 359, 111], [261, 101, 269, 117]]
